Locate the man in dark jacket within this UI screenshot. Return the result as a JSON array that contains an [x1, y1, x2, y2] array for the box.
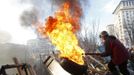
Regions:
[[99, 31, 130, 75]]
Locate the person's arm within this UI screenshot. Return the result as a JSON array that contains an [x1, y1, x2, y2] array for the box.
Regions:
[[101, 39, 112, 57]]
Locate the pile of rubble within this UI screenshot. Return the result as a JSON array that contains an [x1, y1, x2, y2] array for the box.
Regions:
[[0, 48, 134, 75], [84, 48, 134, 75]]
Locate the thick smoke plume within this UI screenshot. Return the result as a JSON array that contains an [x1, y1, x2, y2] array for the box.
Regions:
[[19, 0, 89, 27], [20, 8, 39, 27]]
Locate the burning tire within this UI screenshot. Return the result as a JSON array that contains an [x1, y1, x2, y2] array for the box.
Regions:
[[60, 58, 88, 75]]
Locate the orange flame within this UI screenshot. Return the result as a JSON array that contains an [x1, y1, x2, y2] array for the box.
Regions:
[[38, 2, 85, 65]]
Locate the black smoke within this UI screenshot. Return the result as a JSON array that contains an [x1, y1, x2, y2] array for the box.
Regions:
[[19, 0, 90, 27], [20, 8, 39, 27]]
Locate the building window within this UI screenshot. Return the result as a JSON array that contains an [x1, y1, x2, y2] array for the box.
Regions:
[[126, 11, 128, 16], [123, 2, 125, 6], [127, 16, 129, 18], [130, 11, 131, 13], [132, 2, 134, 5], [126, 2, 128, 6], [129, 1, 131, 6], [130, 11, 132, 16]]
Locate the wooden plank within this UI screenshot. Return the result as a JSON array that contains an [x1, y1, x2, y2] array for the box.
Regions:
[[13, 57, 25, 75], [27, 64, 37, 75]]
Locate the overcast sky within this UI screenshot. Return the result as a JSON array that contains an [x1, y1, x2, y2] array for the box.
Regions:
[[0, 0, 37, 44], [84, 0, 121, 30], [0, 0, 121, 45]]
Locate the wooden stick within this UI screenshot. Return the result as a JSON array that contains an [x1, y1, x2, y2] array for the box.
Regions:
[[13, 57, 25, 75], [83, 53, 101, 56]]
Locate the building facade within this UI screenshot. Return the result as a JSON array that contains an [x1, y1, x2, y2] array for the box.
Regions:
[[113, 0, 134, 47], [106, 24, 115, 35]]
